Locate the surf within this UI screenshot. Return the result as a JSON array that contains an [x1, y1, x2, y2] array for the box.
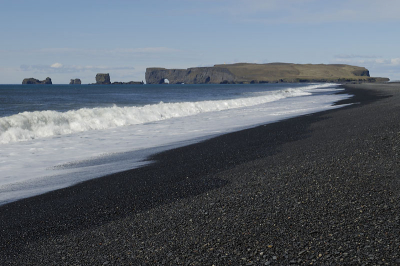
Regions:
[[0, 84, 329, 144]]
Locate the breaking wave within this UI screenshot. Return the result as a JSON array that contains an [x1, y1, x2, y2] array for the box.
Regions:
[[0, 84, 334, 144]]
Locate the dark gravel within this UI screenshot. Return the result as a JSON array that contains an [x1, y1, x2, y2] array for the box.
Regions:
[[1, 83, 400, 265]]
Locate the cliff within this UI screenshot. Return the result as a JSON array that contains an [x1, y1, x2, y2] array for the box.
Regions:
[[145, 67, 235, 84], [145, 63, 389, 84], [22, 77, 52, 84], [95, 73, 111, 84]]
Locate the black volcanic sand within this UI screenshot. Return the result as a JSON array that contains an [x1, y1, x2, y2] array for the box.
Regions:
[[1, 83, 400, 265]]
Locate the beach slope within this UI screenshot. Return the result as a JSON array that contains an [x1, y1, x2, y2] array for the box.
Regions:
[[1, 83, 400, 265]]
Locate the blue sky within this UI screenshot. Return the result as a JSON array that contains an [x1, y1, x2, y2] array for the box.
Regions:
[[1, 0, 399, 84]]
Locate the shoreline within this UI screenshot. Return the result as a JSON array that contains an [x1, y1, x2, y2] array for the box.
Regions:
[[1, 83, 400, 264], [0, 82, 346, 206]]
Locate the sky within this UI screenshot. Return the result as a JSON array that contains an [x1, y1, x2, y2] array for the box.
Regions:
[[1, 0, 399, 84]]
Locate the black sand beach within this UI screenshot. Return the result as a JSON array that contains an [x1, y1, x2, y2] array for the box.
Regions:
[[1, 83, 400, 265]]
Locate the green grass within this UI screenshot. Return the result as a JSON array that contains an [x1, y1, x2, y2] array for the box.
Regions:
[[213, 63, 376, 82]]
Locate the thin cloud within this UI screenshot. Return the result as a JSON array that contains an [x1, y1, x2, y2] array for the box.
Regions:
[[30, 47, 182, 56], [1, 47, 185, 61], [218, 0, 400, 24], [334, 54, 381, 59], [391, 58, 400, 66], [20, 64, 136, 74], [331, 56, 400, 81], [51, 63, 63, 68], [375, 59, 387, 64], [334, 57, 400, 66], [111, 47, 181, 54], [335, 57, 393, 66]]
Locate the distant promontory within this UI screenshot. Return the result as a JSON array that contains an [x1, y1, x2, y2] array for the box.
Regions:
[[22, 77, 52, 85], [145, 63, 390, 84]]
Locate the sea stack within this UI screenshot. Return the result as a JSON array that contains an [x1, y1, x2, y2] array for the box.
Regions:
[[95, 73, 111, 84], [22, 77, 52, 84], [69, 79, 82, 85]]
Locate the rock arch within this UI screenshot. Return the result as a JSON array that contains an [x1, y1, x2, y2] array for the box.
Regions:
[[145, 67, 236, 84]]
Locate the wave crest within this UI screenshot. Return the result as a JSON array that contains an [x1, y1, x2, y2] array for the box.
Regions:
[[0, 84, 334, 144]]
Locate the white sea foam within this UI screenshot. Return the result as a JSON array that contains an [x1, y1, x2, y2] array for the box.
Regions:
[[0, 83, 350, 205], [0, 85, 323, 144]]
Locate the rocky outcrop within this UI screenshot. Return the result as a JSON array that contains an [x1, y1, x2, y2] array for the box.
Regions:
[[145, 63, 389, 84], [145, 67, 235, 84], [22, 77, 52, 84], [95, 73, 111, 84], [93, 73, 143, 85], [69, 79, 81, 85]]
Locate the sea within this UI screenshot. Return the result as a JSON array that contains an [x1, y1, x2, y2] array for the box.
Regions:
[[0, 83, 351, 205]]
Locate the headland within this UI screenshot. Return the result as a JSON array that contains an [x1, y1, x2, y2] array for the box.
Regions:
[[146, 63, 389, 84]]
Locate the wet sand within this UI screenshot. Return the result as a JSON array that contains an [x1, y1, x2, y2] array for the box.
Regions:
[[1, 83, 400, 265]]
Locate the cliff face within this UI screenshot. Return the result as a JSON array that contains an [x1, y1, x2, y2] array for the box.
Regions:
[[22, 77, 52, 84], [351, 69, 370, 77], [145, 67, 235, 84], [145, 63, 389, 84], [95, 73, 111, 84]]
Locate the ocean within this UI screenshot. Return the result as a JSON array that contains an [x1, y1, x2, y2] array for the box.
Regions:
[[0, 83, 351, 205]]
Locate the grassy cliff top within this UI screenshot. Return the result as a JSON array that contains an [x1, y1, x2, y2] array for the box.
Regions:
[[213, 63, 374, 82]]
